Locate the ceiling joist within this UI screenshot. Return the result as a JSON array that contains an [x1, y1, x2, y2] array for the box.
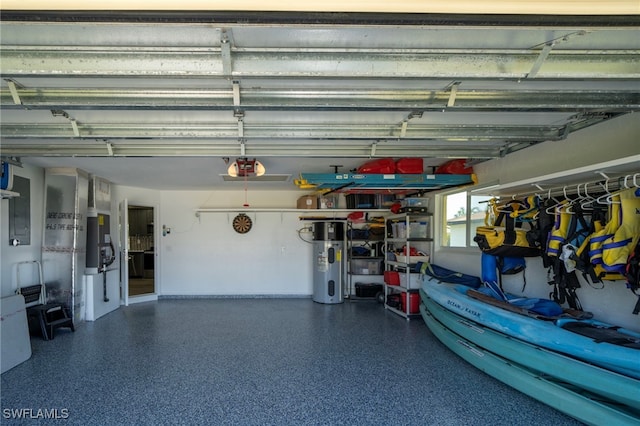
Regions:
[[0, 141, 510, 159], [0, 122, 590, 141], [2, 47, 638, 79], [0, 17, 638, 167], [1, 87, 637, 111]]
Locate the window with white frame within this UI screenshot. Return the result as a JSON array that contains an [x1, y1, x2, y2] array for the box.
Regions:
[[442, 190, 494, 248]]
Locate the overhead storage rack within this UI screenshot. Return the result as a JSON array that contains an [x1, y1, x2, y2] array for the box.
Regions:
[[296, 173, 476, 193]]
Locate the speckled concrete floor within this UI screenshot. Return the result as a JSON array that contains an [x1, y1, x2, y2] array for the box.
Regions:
[[1, 298, 581, 425]]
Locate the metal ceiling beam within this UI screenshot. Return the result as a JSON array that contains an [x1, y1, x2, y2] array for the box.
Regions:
[[2, 47, 638, 79], [0, 122, 570, 141], [2, 11, 639, 27], [0, 142, 507, 158], [1, 88, 638, 111]]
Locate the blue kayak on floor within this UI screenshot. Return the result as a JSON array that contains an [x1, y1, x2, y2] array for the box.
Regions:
[[420, 293, 640, 410], [420, 305, 640, 426], [421, 279, 640, 380]]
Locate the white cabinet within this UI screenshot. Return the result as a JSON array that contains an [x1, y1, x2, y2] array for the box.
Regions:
[[383, 213, 433, 319]]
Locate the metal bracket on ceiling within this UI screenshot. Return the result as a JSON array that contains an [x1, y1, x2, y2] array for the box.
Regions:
[[51, 109, 70, 119], [51, 109, 80, 137], [105, 141, 114, 156], [221, 29, 233, 79], [447, 82, 461, 107], [6, 80, 23, 105], [370, 142, 377, 157], [400, 120, 408, 138], [70, 119, 80, 137], [526, 43, 554, 79], [232, 80, 241, 108], [399, 111, 422, 138], [240, 139, 246, 156], [235, 110, 245, 138], [237, 117, 244, 138], [526, 30, 589, 79]]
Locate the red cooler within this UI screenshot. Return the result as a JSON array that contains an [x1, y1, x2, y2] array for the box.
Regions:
[[401, 292, 421, 314]]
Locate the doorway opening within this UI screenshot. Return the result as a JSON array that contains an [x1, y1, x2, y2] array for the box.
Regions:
[[127, 205, 155, 297]]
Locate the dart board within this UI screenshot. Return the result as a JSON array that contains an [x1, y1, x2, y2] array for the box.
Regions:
[[232, 213, 252, 234]]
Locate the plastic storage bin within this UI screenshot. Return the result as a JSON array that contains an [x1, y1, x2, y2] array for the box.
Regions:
[[351, 259, 383, 275], [399, 273, 422, 289], [395, 255, 430, 265], [401, 198, 429, 208], [409, 222, 429, 238], [346, 194, 376, 209], [355, 283, 383, 298], [391, 222, 406, 239]]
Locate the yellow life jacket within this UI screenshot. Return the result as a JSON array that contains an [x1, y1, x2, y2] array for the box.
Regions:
[[589, 194, 621, 267], [601, 188, 640, 274], [513, 195, 540, 222], [546, 200, 572, 258], [474, 198, 541, 258]]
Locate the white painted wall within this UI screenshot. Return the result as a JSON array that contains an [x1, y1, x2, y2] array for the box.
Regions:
[[113, 187, 316, 297], [161, 190, 314, 296], [433, 113, 640, 332], [473, 112, 640, 185]]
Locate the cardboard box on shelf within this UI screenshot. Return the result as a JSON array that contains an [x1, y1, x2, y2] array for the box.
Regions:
[[297, 195, 318, 209]]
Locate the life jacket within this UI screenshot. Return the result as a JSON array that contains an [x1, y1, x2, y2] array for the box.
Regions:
[[511, 195, 540, 223], [538, 198, 556, 268], [588, 194, 624, 280], [573, 207, 619, 283], [546, 200, 590, 257], [546, 200, 572, 258], [601, 188, 640, 274], [627, 241, 640, 293], [625, 241, 640, 315], [474, 198, 541, 258], [545, 199, 594, 311]]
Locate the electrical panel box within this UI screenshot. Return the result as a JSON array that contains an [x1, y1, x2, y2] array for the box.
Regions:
[[86, 213, 114, 275], [85, 176, 114, 275]]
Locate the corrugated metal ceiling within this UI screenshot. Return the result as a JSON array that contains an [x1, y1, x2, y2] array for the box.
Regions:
[[0, 12, 638, 189]]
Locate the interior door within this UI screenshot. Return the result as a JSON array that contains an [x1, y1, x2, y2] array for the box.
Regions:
[[119, 198, 129, 306]]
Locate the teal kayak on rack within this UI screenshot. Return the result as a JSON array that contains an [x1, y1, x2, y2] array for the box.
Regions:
[[420, 304, 640, 426], [421, 279, 640, 380], [420, 292, 640, 410]]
